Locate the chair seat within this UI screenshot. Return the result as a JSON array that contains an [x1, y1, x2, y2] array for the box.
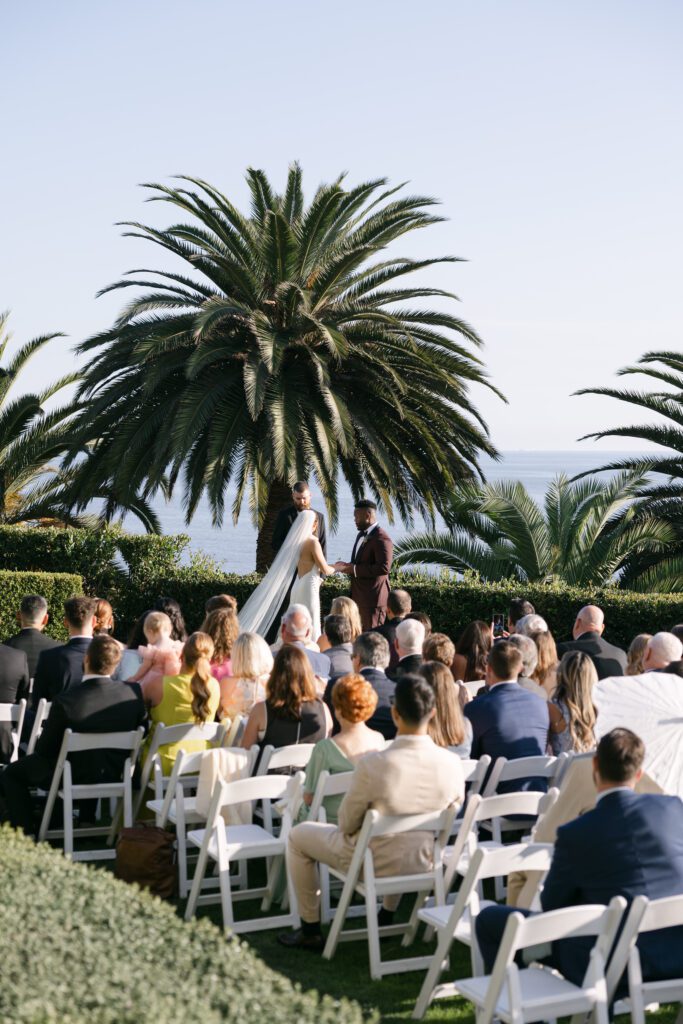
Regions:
[[187, 823, 284, 860], [418, 899, 496, 943], [327, 866, 437, 897], [455, 965, 598, 1018], [146, 797, 204, 824]]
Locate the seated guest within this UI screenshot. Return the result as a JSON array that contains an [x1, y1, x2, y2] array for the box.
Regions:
[[507, 633, 547, 700], [530, 628, 558, 697], [152, 596, 188, 642], [320, 615, 354, 679], [0, 635, 146, 835], [642, 631, 683, 671], [32, 596, 98, 707], [515, 613, 548, 636], [419, 661, 472, 757], [143, 632, 220, 774], [217, 631, 273, 720], [4, 594, 59, 677], [297, 674, 384, 822], [205, 593, 238, 614], [548, 651, 598, 755], [626, 633, 652, 675], [0, 642, 30, 764], [372, 589, 412, 671], [507, 598, 535, 635], [241, 645, 332, 753], [114, 609, 153, 681], [406, 610, 432, 639], [201, 598, 239, 682], [328, 631, 396, 741], [317, 596, 362, 652], [129, 612, 183, 689], [452, 620, 491, 684], [93, 598, 117, 638], [476, 729, 683, 989], [425, 633, 470, 707], [277, 605, 331, 680], [557, 604, 627, 678], [464, 641, 550, 792], [279, 673, 465, 949], [388, 618, 425, 681]]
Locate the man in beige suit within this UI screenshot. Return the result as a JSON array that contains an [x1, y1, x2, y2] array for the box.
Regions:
[[278, 673, 465, 949]]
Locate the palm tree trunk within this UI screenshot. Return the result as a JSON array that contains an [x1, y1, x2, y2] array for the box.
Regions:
[[255, 479, 293, 573]]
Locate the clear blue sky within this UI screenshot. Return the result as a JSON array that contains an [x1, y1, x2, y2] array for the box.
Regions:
[[3, 0, 682, 451]]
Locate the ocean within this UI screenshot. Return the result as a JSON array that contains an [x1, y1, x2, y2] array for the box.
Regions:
[[131, 450, 643, 575]]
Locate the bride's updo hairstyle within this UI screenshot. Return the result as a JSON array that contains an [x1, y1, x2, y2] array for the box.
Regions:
[[267, 645, 317, 720], [181, 632, 215, 723], [329, 596, 363, 642]]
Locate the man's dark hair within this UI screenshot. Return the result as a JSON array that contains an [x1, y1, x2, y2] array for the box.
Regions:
[[406, 611, 432, 638], [508, 598, 535, 626], [324, 614, 352, 647], [85, 634, 122, 676], [394, 673, 435, 726], [671, 624, 683, 644], [20, 594, 48, 624], [387, 589, 412, 616], [355, 499, 377, 510], [64, 596, 98, 630], [292, 481, 309, 493], [487, 640, 523, 680], [596, 728, 645, 783]]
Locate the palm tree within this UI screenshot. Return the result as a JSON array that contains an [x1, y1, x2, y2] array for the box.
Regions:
[[69, 165, 503, 571], [393, 471, 676, 588]]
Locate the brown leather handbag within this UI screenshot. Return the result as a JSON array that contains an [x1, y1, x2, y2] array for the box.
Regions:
[[115, 823, 177, 899]]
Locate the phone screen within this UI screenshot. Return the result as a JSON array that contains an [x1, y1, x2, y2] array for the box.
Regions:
[[492, 613, 505, 638]]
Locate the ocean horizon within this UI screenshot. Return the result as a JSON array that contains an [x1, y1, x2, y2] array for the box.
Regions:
[[121, 450, 650, 575]]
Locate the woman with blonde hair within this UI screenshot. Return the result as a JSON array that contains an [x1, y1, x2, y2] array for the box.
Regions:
[[530, 628, 559, 697], [143, 631, 221, 773], [626, 633, 652, 675], [241, 645, 331, 751], [298, 673, 385, 822], [218, 632, 274, 719], [548, 650, 598, 755], [317, 596, 363, 651], [419, 661, 472, 757], [201, 597, 240, 682]]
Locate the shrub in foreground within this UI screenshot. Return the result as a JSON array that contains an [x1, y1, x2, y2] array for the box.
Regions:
[[0, 826, 368, 1024]]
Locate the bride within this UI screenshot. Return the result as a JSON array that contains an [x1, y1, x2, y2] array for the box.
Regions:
[[239, 509, 336, 640]]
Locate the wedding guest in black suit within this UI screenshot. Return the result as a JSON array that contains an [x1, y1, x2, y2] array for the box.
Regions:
[[0, 644, 30, 764], [372, 589, 412, 671], [557, 604, 627, 679], [4, 594, 60, 678], [0, 635, 146, 835], [324, 631, 396, 740], [272, 481, 328, 560], [31, 596, 98, 708], [387, 618, 425, 681], [321, 615, 354, 680]]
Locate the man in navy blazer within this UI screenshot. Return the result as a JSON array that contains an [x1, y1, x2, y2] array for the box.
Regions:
[[31, 596, 98, 708], [476, 729, 683, 987], [324, 632, 396, 740], [464, 641, 550, 792]]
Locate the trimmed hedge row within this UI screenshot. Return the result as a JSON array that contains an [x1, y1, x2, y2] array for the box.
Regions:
[[0, 826, 367, 1024], [0, 570, 83, 642]]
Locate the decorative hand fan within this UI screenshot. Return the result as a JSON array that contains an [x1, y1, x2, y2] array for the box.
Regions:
[[593, 673, 683, 798]]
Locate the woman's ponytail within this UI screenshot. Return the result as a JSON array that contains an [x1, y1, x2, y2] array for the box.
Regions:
[[181, 632, 215, 723]]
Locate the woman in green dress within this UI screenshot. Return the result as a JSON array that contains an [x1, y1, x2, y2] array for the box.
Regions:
[[297, 673, 385, 823]]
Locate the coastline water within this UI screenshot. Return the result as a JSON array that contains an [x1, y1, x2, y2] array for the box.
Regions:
[[131, 451, 645, 574]]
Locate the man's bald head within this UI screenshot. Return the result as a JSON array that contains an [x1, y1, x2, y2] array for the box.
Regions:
[[281, 603, 313, 643], [573, 604, 605, 639]]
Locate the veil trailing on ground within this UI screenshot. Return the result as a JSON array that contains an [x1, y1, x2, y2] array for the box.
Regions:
[[238, 510, 315, 638]]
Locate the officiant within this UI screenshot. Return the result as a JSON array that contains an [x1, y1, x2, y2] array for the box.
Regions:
[[271, 481, 328, 559]]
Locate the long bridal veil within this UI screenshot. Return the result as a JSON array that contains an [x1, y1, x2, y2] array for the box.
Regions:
[[238, 509, 315, 638]]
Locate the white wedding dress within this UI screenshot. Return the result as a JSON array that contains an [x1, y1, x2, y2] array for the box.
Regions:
[[238, 510, 322, 639]]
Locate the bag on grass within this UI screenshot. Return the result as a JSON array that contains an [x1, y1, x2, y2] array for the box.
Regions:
[[115, 823, 177, 899]]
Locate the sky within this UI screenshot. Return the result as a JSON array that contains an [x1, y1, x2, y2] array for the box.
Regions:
[[2, 0, 682, 453]]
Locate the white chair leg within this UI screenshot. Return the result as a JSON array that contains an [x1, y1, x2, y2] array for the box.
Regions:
[[365, 873, 382, 980], [412, 915, 454, 1019], [185, 832, 212, 921], [323, 866, 361, 961], [216, 829, 235, 935]]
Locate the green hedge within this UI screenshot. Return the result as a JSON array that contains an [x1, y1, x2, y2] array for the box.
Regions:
[[0, 826, 367, 1024], [0, 570, 83, 642]]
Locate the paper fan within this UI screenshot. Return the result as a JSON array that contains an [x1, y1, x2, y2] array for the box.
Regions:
[[593, 673, 683, 798]]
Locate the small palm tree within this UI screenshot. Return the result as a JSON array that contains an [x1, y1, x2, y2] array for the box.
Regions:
[[69, 165, 503, 570], [394, 471, 675, 588]]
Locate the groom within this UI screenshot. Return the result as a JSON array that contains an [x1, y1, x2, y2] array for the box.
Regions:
[[334, 499, 393, 630]]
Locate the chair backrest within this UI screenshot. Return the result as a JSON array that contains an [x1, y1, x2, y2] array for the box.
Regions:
[[474, 788, 554, 823], [26, 699, 50, 755], [367, 805, 455, 840], [64, 729, 145, 754], [257, 742, 315, 775], [205, 771, 304, 828], [308, 769, 355, 821], [458, 755, 492, 794], [222, 715, 245, 747], [513, 896, 626, 954], [483, 754, 557, 795], [0, 700, 27, 763], [453, 842, 554, 919], [606, 894, 683, 999], [148, 721, 225, 757], [156, 745, 259, 824]]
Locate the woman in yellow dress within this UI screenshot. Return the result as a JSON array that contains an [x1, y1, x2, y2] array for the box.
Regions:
[[142, 631, 221, 774]]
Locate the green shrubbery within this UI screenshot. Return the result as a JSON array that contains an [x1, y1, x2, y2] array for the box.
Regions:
[[0, 570, 82, 641], [0, 826, 367, 1024]]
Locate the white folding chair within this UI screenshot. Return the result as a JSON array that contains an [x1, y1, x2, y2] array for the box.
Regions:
[[184, 772, 303, 934], [452, 896, 627, 1024], [256, 743, 316, 831], [133, 721, 226, 815], [606, 894, 683, 1024], [38, 727, 144, 860], [412, 843, 554, 1018], [305, 769, 356, 923], [482, 755, 560, 798], [222, 714, 246, 747], [458, 754, 492, 796], [26, 699, 50, 755], [322, 804, 456, 979], [0, 700, 27, 763], [146, 745, 259, 898]]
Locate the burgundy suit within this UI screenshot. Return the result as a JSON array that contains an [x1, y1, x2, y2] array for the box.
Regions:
[[350, 526, 393, 631]]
